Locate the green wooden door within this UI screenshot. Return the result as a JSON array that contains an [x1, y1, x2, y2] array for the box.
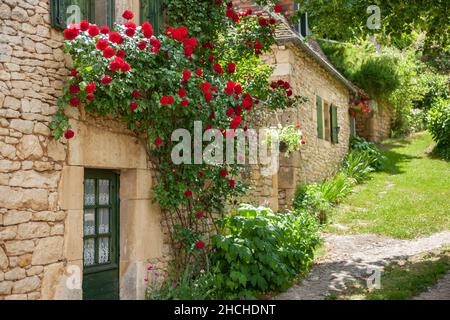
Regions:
[[83, 169, 119, 300]]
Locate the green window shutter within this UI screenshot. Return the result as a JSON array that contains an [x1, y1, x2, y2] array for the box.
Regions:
[[50, 0, 65, 29], [330, 104, 339, 144], [140, 0, 164, 34], [316, 96, 323, 139]]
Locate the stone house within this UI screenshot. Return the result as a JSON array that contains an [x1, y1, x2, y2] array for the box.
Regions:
[[1, 0, 356, 300]]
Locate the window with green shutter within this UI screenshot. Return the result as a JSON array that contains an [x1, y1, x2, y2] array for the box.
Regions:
[[140, 0, 164, 34], [330, 104, 339, 144], [51, 0, 115, 29], [316, 95, 324, 139]]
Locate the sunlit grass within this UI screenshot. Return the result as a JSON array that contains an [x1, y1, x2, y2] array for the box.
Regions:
[[327, 132, 450, 239]]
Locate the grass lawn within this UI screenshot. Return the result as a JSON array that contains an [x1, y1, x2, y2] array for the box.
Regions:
[[327, 132, 450, 239], [327, 246, 450, 300]]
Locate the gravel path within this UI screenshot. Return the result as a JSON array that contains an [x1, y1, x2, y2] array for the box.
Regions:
[[414, 272, 450, 300], [276, 231, 450, 300]]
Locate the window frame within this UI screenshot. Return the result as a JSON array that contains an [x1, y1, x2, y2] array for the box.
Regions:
[[50, 0, 115, 30]]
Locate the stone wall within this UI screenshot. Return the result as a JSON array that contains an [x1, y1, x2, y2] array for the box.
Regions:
[[0, 0, 168, 300], [355, 101, 393, 142], [244, 43, 351, 210]]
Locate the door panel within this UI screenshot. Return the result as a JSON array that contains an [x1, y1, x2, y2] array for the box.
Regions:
[[83, 170, 119, 300]]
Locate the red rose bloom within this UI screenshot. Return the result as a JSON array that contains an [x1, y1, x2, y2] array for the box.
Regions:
[[96, 39, 108, 50], [64, 129, 75, 139], [70, 69, 78, 77], [103, 46, 115, 59], [85, 82, 96, 93], [274, 3, 282, 13], [109, 32, 123, 44], [137, 40, 147, 50], [226, 107, 234, 117], [197, 211, 203, 218], [208, 55, 214, 62], [254, 41, 262, 50], [110, 57, 124, 72], [131, 90, 140, 98], [166, 26, 188, 41], [129, 102, 138, 110], [141, 22, 154, 38], [242, 99, 252, 110], [195, 68, 203, 76], [286, 89, 293, 97], [227, 62, 236, 73], [219, 169, 228, 177], [125, 28, 136, 37], [213, 64, 223, 74], [184, 189, 193, 197], [79, 20, 89, 31], [70, 97, 80, 107], [125, 21, 136, 29], [121, 62, 131, 72], [229, 179, 236, 188], [63, 27, 79, 41], [225, 87, 233, 95], [182, 70, 191, 81], [100, 25, 110, 34], [150, 38, 161, 53], [101, 75, 112, 84], [116, 49, 126, 58], [195, 240, 205, 250], [180, 99, 189, 107], [230, 115, 242, 129], [154, 138, 163, 146], [160, 96, 175, 105], [86, 93, 94, 101], [258, 17, 268, 27], [69, 84, 80, 94], [177, 89, 187, 98], [234, 84, 242, 95], [88, 25, 99, 37], [204, 90, 213, 103], [122, 10, 134, 20]]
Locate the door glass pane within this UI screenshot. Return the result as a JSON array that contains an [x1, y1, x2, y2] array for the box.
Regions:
[[84, 238, 95, 266], [84, 209, 96, 235], [98, 208, 109, 234], [98, 237, 110, 264], [84, 179, 96, 206], [98, 179, 110, 205]]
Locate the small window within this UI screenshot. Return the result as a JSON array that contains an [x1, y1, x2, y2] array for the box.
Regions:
[[51, 0, 115, 29], [316, 95, 324, 139]]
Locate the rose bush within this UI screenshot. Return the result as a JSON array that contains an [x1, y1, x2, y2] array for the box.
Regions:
[[50, 1, 305, 275]]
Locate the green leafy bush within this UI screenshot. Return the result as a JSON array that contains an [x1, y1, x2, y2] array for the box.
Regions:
[[426, 97, 450, 160], [320, 172, 354, 203], [350, 136, 385, 170], [293, 183, 331, 223], [210, 204, 320, 299], [341, 150, 376, 183]]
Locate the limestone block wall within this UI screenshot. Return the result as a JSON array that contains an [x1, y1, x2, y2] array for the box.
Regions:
[[355, 102, 393, 142], [0, 0, 168, 300], [248, 44, 352, 209]]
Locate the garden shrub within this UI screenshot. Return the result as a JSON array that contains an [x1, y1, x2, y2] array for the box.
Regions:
[[319, 172, 354, 204], [426, 97, 450, 160], [340, 150, 376, 183], [210, 204, 320, 299], [293, 183, 331, 223], [350, 136, 385, 170]]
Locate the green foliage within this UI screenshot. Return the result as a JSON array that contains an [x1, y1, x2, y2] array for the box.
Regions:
[[320, 172, 354, 204], [341, 150, 376, 183], [426, 97, 450, 160], [296, 0, 449, 65], [293, 184, 331, 223], [414, 73, 449, 110], [279, 125, 304, 157], [350, 136, 385, 170], [210, 204, 320, 299], [353, 55, 400, 98]]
